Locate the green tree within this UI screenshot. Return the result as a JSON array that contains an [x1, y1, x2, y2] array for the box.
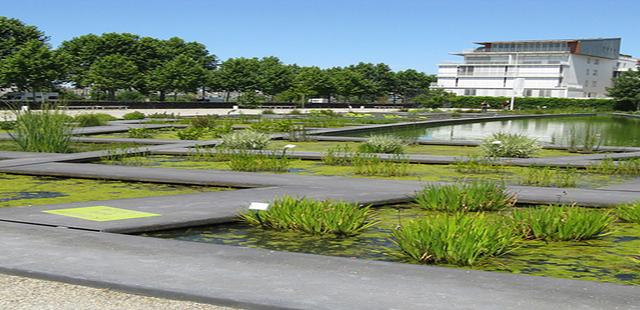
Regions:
[[393, 69, 435, 102], [608, 70, 640, 111], [412, 88, 456, 108], [330, 67, 371, 103], [148, 54, 207, 101], [349, 62, 395, 101], [85, 55, 139, 100], [289, 66, 334, 104], [257, 56, 293, 99], [0, 40, 65, 102], [0, 16, 46, 59], [217, 57, 262, 100]]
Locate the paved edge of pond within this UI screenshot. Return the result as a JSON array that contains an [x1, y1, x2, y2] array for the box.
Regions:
[[1, 221, 638, 310]]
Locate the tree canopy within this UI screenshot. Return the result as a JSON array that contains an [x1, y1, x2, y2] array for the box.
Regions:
[[608, 70, 640, 110]]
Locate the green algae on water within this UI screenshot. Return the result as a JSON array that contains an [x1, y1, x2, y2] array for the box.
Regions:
[[0, 173, 226, 208]]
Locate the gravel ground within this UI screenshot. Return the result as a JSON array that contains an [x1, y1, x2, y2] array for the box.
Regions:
[[0, 273, 238, 310]]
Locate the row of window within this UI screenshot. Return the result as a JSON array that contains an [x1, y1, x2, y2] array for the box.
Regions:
[[586, 68, 598, 76]]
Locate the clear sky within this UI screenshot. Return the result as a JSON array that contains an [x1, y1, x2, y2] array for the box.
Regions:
[[3, 0, 639, 73]]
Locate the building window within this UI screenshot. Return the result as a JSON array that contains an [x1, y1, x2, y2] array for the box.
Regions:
[[593, 69, 598, 76], [587, 58, 591, 64], [594, 59, 599, 65], [524, 89, 532, 97], [541, 89, 552, 97], [585, 80, 589, 88], [592, 81, 597, 87], [457, 66, 474, 76], [464, 89, 476, 96], [586, 69, 590, 75], [455, 78, 459, 87]]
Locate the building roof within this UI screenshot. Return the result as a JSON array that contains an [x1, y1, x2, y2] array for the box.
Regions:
[[473, 38, 620, 45]]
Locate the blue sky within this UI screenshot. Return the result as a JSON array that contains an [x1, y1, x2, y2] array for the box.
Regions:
[[3, 0, 639, 73]]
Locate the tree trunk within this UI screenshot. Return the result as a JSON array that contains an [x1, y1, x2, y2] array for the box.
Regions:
[[159, 91, 166, 102]]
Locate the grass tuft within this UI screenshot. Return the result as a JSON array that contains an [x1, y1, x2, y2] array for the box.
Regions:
[[393, 213, 517, 266], [10, 106, 74, 153], [415, 181, 516, 212], [240, 196, 377, 236], [616, 202, 640, 223], [511, 205, 614, 241]]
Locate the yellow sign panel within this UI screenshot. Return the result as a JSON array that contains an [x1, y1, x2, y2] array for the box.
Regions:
[[44, 206, 160, 222]]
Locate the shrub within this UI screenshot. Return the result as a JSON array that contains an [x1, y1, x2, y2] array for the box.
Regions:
[[74, 113, 115, 127], [480, 132, 541, 158], [127, 127, 154, 139], [288, 109, 302, 115], [511, 205, 614, 241], [250, 119, 295, 133], [261, 109, 275, 115], [189, 115, 218, 129], [122, 111, 145, 120], [219, 130, 270, 150], [415, 181, 516, 212], [0, 121, 16, 130], [565, 124, 602, 153], [358, 135, 407, 154], [617, 203, 640, 223], [393, 213, 517, 266], [10, 106, 74, 153], [239, 196, 377, 236], [146, 112, 177, 119], [176, 127, 206, 140]]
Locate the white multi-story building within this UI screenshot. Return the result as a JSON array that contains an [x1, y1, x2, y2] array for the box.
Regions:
[[435, 38, 638, 99]]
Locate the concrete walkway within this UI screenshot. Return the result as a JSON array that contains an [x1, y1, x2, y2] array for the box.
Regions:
[[0, 221, 637, 310]]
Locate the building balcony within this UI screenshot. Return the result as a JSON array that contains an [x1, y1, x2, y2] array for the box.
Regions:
[[437, 72, 563, 78]]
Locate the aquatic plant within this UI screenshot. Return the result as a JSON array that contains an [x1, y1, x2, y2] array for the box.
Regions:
[[617, 202, 640, 223], [250, 119, 295, 133], [122, 111, 145, 120], [322, 144, 355, 166], [74, 113, 115, 127], [240, 195, 377, 236], [101, 146, 151, 166], [511, 205, 614, 241], [566, 123, 602, 153], [219, 130, 270, 150], [10, 105, 74, 153], [127, 127, 154, 139], [358, 135, 406, 154], [287, 124, 309, 142], [176, 127, 206, 140], [588, 158, 640, 176], [480, 132, 541, 158], [521, 167, 578, 188], [352, 153, 410, 177], [225, 150, 291, 172], [392, 213, 517, 266], [415, 181, 516, 212], [454, 155, 503, 174]]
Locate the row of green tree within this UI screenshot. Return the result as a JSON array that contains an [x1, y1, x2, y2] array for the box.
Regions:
[[0, 16, 435, 103]]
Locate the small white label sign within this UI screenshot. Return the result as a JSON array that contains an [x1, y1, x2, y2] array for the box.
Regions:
[[249, 202, 270, 211]]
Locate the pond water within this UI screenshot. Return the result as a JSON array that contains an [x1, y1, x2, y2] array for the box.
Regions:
[[145, 205, 640, 285], [343, 116, 640, 147]]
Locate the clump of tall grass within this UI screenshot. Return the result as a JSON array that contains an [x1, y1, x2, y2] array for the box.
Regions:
[[122, 111, 145, 120], [358, 135, 407, 154], [322, 144, 355, 166], [10, 106, 74, 153], [127, 127, 154, 139], [224, 150, 291, 172], [240, 196, 377, 236], [74, 113, 115, 127], [616, 202, 640, 223], [566, 124, 602, 153], [101, 146, 151, 166], [454, 155, 503, 174], [480, 132, 540, 158], [176, 127, 206, 140], [415, 181, 516, 212], [352, 153, 410, 177], [588, 158, 640, 176], [511, 205, 614, 241], [392, 213, 517, 266], [287, 124, 310, 142], [0, 120, 16, 130], [219, 130, 270, 150], [521, 167, 578, 187]]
